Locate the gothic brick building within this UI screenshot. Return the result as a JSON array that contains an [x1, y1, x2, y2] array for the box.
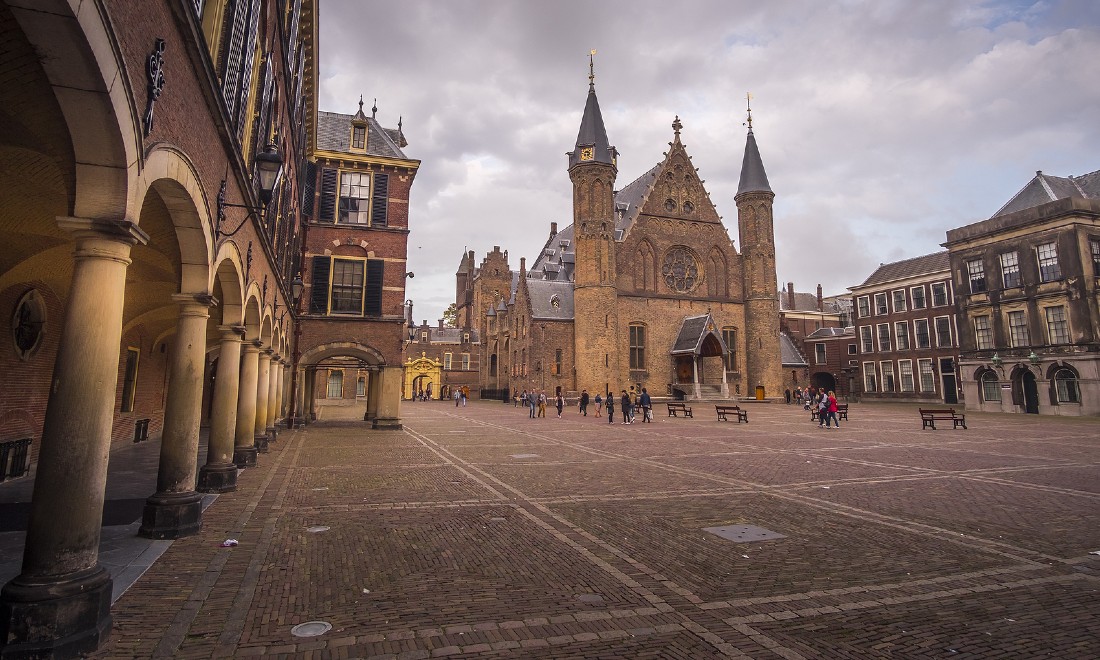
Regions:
[[456, 73, 782, 401]]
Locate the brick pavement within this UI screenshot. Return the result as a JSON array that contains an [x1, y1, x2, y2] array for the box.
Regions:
[[93, 402, 1100, 658]]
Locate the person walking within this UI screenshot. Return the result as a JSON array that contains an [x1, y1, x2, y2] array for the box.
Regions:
[[556, 392, 564, 418], [816, 387, 828, 427], [825, 390, 840, 429], [537, 391, 546, 418], [628, 386, 638, 424], [620, 390, 631, 424], [594, 393, 602, 417], [784, 387, 791, 404], [528, 391, 536, 419], [605, 392, 615, 424], [579, 389, 589, 416], [640, 387, 652, 423], [454, 389, 460, 407]]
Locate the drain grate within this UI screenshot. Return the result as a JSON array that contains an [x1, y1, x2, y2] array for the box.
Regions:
[[703, 524, 786, 543], [510, 453, 540, 459], [290, 621, 332, 637]]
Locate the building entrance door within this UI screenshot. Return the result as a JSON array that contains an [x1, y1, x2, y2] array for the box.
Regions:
[[1022, 371, 1039, 414], [940, 358, 958, 404], [675, 356, 693, 384]]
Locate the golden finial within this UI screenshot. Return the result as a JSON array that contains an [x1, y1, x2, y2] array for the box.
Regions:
[[589, 49, 597, 89], [745, 92, 753, 131]]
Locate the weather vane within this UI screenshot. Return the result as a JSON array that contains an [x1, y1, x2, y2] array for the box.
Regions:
[[589, 49, 597, 88], [745, 92, 753, 131]]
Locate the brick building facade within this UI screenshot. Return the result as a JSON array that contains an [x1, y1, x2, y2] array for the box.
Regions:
[[450, 75, 783, 402], [0, 0, 318, 653], [848, 252, 962, 404]]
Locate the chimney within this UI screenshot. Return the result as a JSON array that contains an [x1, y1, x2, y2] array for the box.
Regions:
[[421, 319, 427, 327], [520, 257, 526, 276], [786, 282, 794, 307], [816, 284, 823, 312], [405, 301, 413, 323], [438, 319, 443, 329], [550, 222, 558, 237]]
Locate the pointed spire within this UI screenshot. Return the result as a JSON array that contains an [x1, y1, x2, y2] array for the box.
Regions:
[[672, 115, 682, 143], [737, 95, 772, 195], [371, 98, 378, 119], [569, 50, 614, 169], [353, 94, 368, 121]]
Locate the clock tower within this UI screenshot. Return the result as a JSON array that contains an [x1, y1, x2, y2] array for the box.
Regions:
[[569, 54, 620, 395]]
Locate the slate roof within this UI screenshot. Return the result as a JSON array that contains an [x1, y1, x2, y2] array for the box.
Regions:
[[780, 332, 807, 366], [671, 314, 726, 355], [736, 130, 772, 195], [568, 85, 614, 168], [530, 225, 575, 281], [853, 251, 950, 289], [992, 169, 1100, 218], [806, 327, 853, 340], [430, 328, 479, 344], [316, 111, 408, 159], [527, 280, 575, 320]]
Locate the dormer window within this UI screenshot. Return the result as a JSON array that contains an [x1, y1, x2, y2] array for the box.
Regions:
[[351, 125, 366, 150]]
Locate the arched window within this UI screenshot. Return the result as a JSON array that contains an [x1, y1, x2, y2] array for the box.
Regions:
[[708, 249, 727, 298], [980, 370, 1000, 402], [635, 242, 656, 292], [489, 354, 497, 377], [1054, 368, 1080, 403]]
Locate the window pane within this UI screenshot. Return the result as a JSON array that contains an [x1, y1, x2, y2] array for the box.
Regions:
[[895, 322, 909, 350], [722, 328, 737, 371], [1008, 310, 1029, 347], [1055, 369, 1079, 403], [330, 259, 365, 313], [974, 315, 994, 350], [931, 283, 948, 306], [815, 344, 826, 364], [981, 372, 1001, 401], [877, 324, 891, 351], [874, 293, 888, 315], [352, 126, 365, 149], [1045, 306, 1069, 344], [863, 362, 877, 392], [935, 317, 952, 347], [892, 290, 906, 312], [857, 296, 870, 318], [880, 361, 894, 392], [1037, 242, 1061, 282], [911, 286, 926, 309], [999, 251, 1020, 289], [327, 370, 343, 398], [966, 259, 986, 293], [860, 326, 874, 353], [899, 361, 914, 392], [338, 171, 371, 224], [918, 359, 935, 391], [914, 319, 930, 348]]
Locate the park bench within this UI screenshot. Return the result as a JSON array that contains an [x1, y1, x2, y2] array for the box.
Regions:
[[810, 404, 848, 422], [666, 402, 693, 418], [715, 405, 748, 423], [919, 408, 967, 430]]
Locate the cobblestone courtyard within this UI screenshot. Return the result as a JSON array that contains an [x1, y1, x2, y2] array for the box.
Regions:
[[93, 402, 1100, 658]]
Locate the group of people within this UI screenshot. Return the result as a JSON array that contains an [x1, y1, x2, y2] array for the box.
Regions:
[[515, 386, 653, 424], [804, 386, 841, 428]]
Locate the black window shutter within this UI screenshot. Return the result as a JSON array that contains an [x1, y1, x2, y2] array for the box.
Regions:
[[301, 161, 316, 217], [318, 168, 337, 222], [309, 255, 331, 314], [365, 259, 384, 316], [371, 173, 388, 227]]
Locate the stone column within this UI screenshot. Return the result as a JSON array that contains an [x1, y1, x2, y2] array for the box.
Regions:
[[692, 356, 701, 399], [265, 355, 279, 444], [307, 368, 318, 421], [254, 349, 271, 452], [0, 218, 147, 658], [721, 361, 730, 399], [233, 341, 260, 467], [372, 366, 405, 429], [198, 325, 244, 492], [365, 370, 381, 421], [139, 295, 212, 539]]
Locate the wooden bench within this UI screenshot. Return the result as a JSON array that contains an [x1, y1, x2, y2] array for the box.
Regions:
[[919, 408, 967, 430], [666, 402, 693, 418], [811, 404, 848, 421], [715, 405, 748, 423]]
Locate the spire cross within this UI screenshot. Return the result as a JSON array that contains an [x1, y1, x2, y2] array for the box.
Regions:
[[746, 92, 753, 131], [588, 49, 597, 90], [672, 115, 682, 139], [372, 98, 378, 119]]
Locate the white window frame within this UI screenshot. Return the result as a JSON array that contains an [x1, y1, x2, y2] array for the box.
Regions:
[[910, 285, 927, 310], [891, 289, 906, 313], [880, 361, 895, 393], [1044, 305, 1069, 345], [859, 326, 873, 353], [1007, 310, 1029, 348], [461, 353, 471, 370], [327, 370, 343, 398], [338, 171, 373, 225], [934, 315, 953, 348], [999, 251, 1020, 289], [876, 323, 891, 352], [857, 295, 871, 319], [918, 358, 936, 392], [874, 292, 889, 315], [914, 318, 931, 349], [1036, 242, 1061, 283], [931, 282, 948, 307], [899, 359, 915, 392], [981, 371, 1001, 402], [974, 315, 994, 350], [894, 321, 910, 350], [862, 362, 877, 392], [815, 343, 826, 364], [443, 352, 453, 370]]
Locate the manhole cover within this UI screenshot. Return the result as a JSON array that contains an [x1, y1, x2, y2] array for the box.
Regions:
[[307, 526, 330, 533], [577, 594, 604, 604], [510, 453, 540, 459], [703, 524, 786, 543], [291, 621, 332, 637]]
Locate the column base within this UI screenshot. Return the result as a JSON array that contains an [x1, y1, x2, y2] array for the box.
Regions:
[[233, 446, 257, 468], [363, 411, 376, 421], [371, 417, 402, 430], [255, 433, 269, 453], [0, 566, 112, 659], [266, 426, 277, 444], [138, 491, 203, 540], [197, 463, 238, 493]]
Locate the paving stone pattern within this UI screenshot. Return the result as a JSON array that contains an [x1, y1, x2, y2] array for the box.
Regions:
[[94, 402, 1100, 658]]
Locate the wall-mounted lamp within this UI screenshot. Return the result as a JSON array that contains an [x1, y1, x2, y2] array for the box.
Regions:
[[405, 272, 415, 278], [215, 141, 284, 239], [1027, 350, 1040, 366], [990, 353, 1002, 368]]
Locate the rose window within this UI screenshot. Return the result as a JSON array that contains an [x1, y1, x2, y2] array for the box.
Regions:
[[662, 247, 699, 293]]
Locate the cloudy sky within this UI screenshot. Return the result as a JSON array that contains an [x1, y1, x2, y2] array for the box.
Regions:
[[318, 0, 1100, 324]]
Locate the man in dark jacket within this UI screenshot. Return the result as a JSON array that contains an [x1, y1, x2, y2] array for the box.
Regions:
[[639, 388, 652, 423], [579, 389, 589, 416]]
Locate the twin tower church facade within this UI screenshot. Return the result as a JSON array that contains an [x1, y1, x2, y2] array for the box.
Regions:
[[454, 78, 783, 400]]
